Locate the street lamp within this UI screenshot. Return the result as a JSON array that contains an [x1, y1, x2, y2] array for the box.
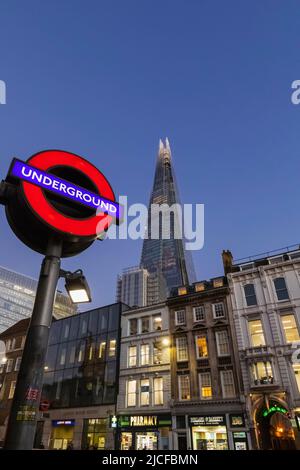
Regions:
[[60, 269, 92, 304]]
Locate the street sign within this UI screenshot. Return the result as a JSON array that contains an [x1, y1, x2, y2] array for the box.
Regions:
[[5, 149, 121, 256], [39, 400, 50, 412], [0, 149, 122, 449]]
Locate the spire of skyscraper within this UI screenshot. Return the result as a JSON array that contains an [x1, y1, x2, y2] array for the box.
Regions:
[[140, 138, 196, 303]]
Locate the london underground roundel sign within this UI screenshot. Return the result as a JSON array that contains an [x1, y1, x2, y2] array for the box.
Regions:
[[5, 150, 122, 257]]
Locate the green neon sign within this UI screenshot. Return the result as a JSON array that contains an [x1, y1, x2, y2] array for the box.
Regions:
[[262, 405, 287, 417]]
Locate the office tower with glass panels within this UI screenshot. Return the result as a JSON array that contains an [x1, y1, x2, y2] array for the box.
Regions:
[[0, 265, 76, 333], [140, 138, 196, 303]]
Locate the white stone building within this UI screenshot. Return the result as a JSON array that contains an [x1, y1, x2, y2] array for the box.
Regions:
[[116, 302, 172, 450], [223, 246, 300, 449]]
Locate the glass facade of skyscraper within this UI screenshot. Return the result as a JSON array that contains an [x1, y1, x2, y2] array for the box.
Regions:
[[140, 139, 196, 302], [0, 266, 76, 333]]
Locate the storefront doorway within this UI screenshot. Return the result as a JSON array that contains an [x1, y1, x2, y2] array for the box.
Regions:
[[256, 404, 296, 450], [50, 426, 74, 449], [50, 420, 75, 450], [82, 418, 107, 450], [120, 431, 158, 450], [136, 432, 158, 450]]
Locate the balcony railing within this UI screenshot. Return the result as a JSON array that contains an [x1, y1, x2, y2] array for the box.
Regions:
[[245, 346, 273, 357], [250, 376, 279, 388]]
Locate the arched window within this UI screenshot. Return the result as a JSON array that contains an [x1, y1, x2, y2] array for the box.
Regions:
[[244, 284, 257, 306], [273, 277, 289, 301]]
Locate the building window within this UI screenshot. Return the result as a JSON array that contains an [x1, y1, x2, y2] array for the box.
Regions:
[[213, 278, 224, 288], [274, 277, 289, 301], [176, 337, 188, 361], [220, 370, 235, 398], [77, 342, 85, 363], [213, 303, 225, 319], [216, 331, 230, 356], [199, 372, 212, 399], [62, 321, 70, 340], [98, 341, 106, 359], [8, 381, 16, 399], [14, 357, 22, 371], [141, 317, 150, 333], [280, 314, 300, 343], [175, 310, 186, 326], [6, 339, 11, 352], [153, 315, 162, 331], [128, 346, 137, 367], [244, 284, 257, 306], [127, 380, 137, 407], [178, 287, 187, 296], [178, 375, 190, 401], [79, 317, 88, 336], [153, 342, 162, 364], [293, 364, 300, 393], [140, 379, 150, 406], [109, 339, 116, 357], [193, 306, 205, 322], [59, 346, 67, 366], [248, 319, 265, 346], [195, 282, 205, 292], [88, 343, 94, 361], [6, 358, 14, 373], [195, 335, 208, 358], [129, 318, 138, 336], [153, 377, 163, 405], [251, 361, 274, 385], [68, 344, 76, 365], [140, 344, 150, 365]]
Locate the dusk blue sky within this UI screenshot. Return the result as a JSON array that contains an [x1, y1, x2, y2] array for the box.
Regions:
[[0, 1, 300, 310]]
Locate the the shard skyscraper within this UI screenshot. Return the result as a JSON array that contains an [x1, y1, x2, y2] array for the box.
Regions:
[[140, 138, 196, 303]]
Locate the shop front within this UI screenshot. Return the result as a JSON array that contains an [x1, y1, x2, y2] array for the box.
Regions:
[[118, 414, 172, 450], [190, 415, 228, 450], [189, 414, 249, 450], [81, 418, 108, 450], [50, 419, 75, 449]]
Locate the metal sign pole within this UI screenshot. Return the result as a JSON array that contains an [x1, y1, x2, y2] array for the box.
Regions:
[[4, 237, 63, 450]]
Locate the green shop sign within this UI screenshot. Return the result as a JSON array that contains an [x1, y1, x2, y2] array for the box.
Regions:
[[262, 405, 287, 417], [118, 414, 172, 428]]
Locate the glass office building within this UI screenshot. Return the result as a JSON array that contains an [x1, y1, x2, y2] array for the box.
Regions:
[[140, 139, 196, 303], [0, 266, 76, 333], [40, 303, 128, 450], [42, 303, 128, 409]]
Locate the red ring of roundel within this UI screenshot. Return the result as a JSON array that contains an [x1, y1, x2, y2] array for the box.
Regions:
[[22, 150, 114, 237]]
